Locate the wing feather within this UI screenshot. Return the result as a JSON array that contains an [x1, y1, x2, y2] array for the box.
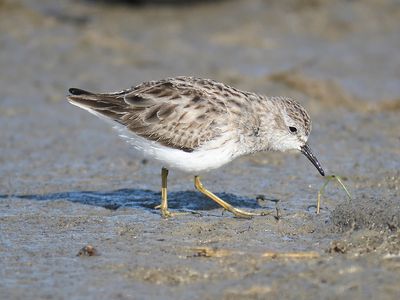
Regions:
[[68, 78, 228, 152]]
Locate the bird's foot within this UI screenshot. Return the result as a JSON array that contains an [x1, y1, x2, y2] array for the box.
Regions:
[[228, 207, 272, 219], [155, 205, 199, 218], [154, 204, 172, 218]]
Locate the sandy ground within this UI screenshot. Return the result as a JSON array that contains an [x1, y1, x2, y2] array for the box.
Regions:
[[0, 0, 399, 299]]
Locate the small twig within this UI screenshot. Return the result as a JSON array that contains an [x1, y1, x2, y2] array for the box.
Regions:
[[261, 251, 320, 259], [191, 247, 320, 259], [334, 176, 352, 199], [317, 175, 352, 214]]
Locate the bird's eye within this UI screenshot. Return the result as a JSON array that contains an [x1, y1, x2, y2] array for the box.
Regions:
[[289, 126, 297, 133]]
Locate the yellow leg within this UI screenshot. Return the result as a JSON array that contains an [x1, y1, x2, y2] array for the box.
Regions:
[[155, 168, 200, 218], [155, 167, 172, 218], [194, 176, 269, 219]]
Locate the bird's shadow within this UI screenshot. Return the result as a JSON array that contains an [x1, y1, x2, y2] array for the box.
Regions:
[[1, 189, 276, 213]]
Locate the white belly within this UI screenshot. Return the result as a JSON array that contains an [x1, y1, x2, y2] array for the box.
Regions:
[[115, 124, 241, 173]]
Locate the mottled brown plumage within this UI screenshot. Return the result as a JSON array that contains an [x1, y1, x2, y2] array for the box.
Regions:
[[68, 76, 322, 175], [68, 77, 267, 152]]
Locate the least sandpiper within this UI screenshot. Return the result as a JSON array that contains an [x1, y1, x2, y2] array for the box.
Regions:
[[68, 76, 324, 218]]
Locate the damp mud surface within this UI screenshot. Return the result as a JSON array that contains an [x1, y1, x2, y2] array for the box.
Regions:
[[1, 0, 399, 299]]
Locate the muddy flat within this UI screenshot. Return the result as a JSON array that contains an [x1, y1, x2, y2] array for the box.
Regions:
[[0, 0, 399, 299]]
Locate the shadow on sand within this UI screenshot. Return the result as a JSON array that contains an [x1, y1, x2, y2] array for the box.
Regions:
[[0, 189, 277, 213]]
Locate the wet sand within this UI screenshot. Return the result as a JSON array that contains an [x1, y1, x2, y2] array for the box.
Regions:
[[0, 0, 399, 299]]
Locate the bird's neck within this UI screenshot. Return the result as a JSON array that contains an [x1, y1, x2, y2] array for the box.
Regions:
[[237, 97, 281, 154]]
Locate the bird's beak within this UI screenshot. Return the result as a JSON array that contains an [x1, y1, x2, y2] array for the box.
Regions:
[[301, 143, 325, 176]]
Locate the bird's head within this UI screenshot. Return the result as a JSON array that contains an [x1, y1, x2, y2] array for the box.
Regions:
[[268, 97, 325, 176]]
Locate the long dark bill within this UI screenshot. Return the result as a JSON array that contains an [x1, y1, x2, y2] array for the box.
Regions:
[[301, 143, 325, 176]]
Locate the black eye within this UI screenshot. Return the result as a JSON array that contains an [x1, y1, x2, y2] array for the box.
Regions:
[[289, 126, 297, 133]]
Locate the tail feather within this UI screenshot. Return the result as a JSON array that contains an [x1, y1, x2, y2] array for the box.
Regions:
[[68, 96, 114, 110], [69, 88, 94, 96], [67, 88, 125, 123]]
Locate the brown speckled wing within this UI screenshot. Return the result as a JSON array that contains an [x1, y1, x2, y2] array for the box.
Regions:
[[68, 78, 227, 152]]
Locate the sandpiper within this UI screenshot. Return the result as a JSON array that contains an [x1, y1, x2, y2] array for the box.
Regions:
[[68, 76, 324, 218]]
